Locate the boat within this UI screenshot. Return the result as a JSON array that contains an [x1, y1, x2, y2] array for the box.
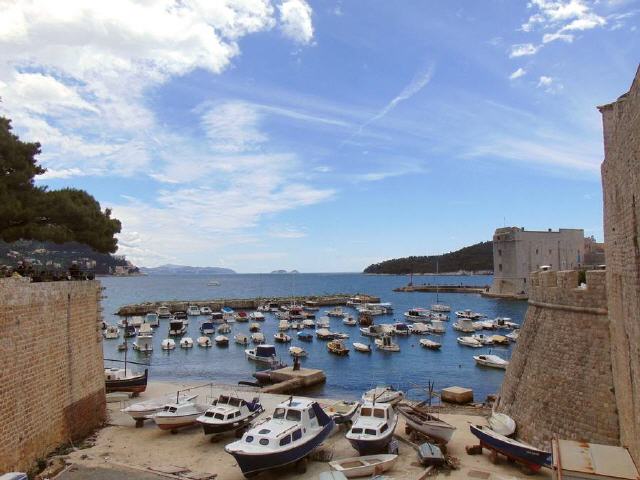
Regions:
[[469, 425, 551, 472], [358, 311, 373, 327], [249, 311, 265, 321], [211, 311, 224, 324], [187, 305, 201, 316], [207, 280, 221, 286], [200, 306, 213, 315], [297, 331, 313, 341], [123, 323, 137, 338], [218, 323, 231, 334], [173, 310, 188, 320], [197, 336, 212, 347], [161, 338, 176, 350], [197, 394, 265, 436], [235, 334, 249, 346], [249, 322, 261, 332], [122, 393, 197, 421], [245, 344, 278, 363], [105, 367, 148, 394], [457, 336, 483, 348], [393, 323, 410, 335], [455, 309, 484, 320], [409, 323, 429, 335], [453, 318, 476, 333], [342, 316, 356, 326], [430, 304, 451, 313], [289, 346, 307, 357], [302, 319, 315, 328], [103, 324, 119, 339], [316, 316, 330, 328], [361, 386, 404, 405], [152, 398, 207, 431], [222, 306, 235, 322], [236, 311, 249, 322], [316, 328, 336, 340], [430, 312, 449, 321], [156, 305, 172, 319], [346, 402, 398, 455], [303, 300, 320, 311], [290, 321, 302, 330], [359, 324, 383, 338], [494, 317, 519, 329], [404, 308, 431, 322], [327, 339, 349, 355], [323, 400, 360, 425], [474, 354, 509, 369], [375, 335, 400, 352], [224, 397, 335, 477], [506, 330, 520, 342], [251, 332, 265, 344], [200, 320, 215, 335], [329, 454, 398, 478], [472, 333, 494, 345], [274, 332, 292, 343], [417, 442, 445, 466], [488, 412, 516, 437], [476, 320, 498, 330], [333, 332, 349, 339], [326, 306, 345, 317], [145, 313, 160, 327], [168, 319, 186, 336], [419, 339, 441, 350], [490, 334, 510, 345], [180, 337, 193, 348], [133, 323, 153, 352], [117, 342, 127, 351], [346, 295, 366, 307], [215, 335, 229, 346], [288, 306, 306, 320], [353, 342, 371, 353], [278, 320, 291, 331], [396, 403, 456, 444]]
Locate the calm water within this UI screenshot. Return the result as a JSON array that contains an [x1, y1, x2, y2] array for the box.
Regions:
[[100, 273, 527, 401]]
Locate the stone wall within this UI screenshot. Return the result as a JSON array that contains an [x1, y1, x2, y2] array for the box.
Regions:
[[600, 65, 640, 463], [497, 270, 619, 449], [0, 278, 106, 472]]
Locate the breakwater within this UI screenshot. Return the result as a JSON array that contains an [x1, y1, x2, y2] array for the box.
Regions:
[[116, 293, 380, 316], [393, 284, 489, 294]]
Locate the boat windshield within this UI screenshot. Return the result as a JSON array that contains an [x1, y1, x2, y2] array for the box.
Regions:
[[229, 398, 241, 407], [361, 407, 372, 417], [373, 408, 385, 418], [286, 409, 301, 421], [273, 407, 286, 419]]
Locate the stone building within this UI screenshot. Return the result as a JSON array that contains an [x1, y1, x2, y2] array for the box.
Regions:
[[488, 227, 585, 298]]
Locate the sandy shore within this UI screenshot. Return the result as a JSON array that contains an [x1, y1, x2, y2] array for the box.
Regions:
[[66, 381, 551, 479]]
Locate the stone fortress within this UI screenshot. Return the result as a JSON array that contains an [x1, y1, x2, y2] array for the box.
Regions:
[[497, 65, 640, 465]]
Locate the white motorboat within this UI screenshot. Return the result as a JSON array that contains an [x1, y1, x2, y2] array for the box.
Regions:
[[197, 336, 212, 347], [302, 319, 315, 328], [329, 454, 398, 478], [359, 324, 384, 337], [187, 305, 201, 316], [453, 318, 476, 333], [326, 306, 345, 317], [251, 332, 265, 344], [457, 336, 483, 348], [245, 344, 277, 363], [353, 342, 371, 353], [225, 397, 335, 477], [426, 320, 446, 334], [396, 403, 456, 444], [455, 309, 484, 320], [152, 399, 207, 431], [289, 346, 307, 357], [180, 337, 194, 348], [145, 313, 160, 327], [122, 393, 197, 421], [409, 323, 429, 335], [431, 303, 451, 313], [103, 324, 120, 339], [404, 308, 431, 321], [197, 394, 265, 436], [200, 306, 212, 315], [157, 305, 172, 319], [168, 319, 186, 336], [375, 335, 399, 352], [161, 338, 175, 350], [488, 411, 516, 436], [361, 386, 404, 405], [133, 324, 153, 352], [249, 322, 261, 332], [211, 311, 224, 324], [278, 320, 291, 331], [393, 323, 410, 335], [333, 331, 349, 339], [506, 330, 520, 342], [472, 333, 494, 345], [215, 335, 229, 346], [235, 334, 249, 346], [343, 316, 357, 326], [316, 316, 330, 328], [218, 323, 231, 334], [419, 339, 441, 350], [474, 354, 510, 369], [249, 311, 265, 321], [430, 312, 449, 321], [494, 317, 518, 329], [346, 402, 398, 455], [200, 320, 215, 335], [274, 332, 292, 343]]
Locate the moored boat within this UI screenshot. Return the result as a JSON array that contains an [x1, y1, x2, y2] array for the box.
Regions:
[[346, 402, 398, 455], [426, 320, 446, 334], [168, 319, 186, 336], [218, 323, 231, 334], [457, 336, 483, 348], [249, 311, 265, 321], [474, 354, 509, 369], [180, 337, 193, 348], [430, 303, 451, 312], [249, 322, 261, 332], [274, 332, 292, 343], [197, 336, 212, 347], [187, 305, 200, 316], [353, 342, 371, 353], [145, 313, 160, 327], [404, 308, 431, 322], [200, 320, 215, 335], [409, 323, 429, 335], [506, 330, 520, 342], [323, 400, 360, 425], [251, 332, 265, 344], [455, 309, 484, 320], [343, 316, 356, 326], [161, 338, 175, 350], [245, 344, 277, 363], [297, 331, 313, 341], [289, 346, 307, 357], [329, 454, 398, 478], [156, 305, 171, 319], [396, 403, 456, 444], [393, 323, 410, 335], [327, 306, 345, 317], [197, 394, 264, 436], [374, 335, 400, 352], [235, 334, 249, 346], [200, 306, 212, 315], [103, 324, 120, 339], [316, 328, 336, 340], [453, 318, 476, 333], [215, 335, 229, 346], [419, 339, 441, 350], [327, 339, 349, 355]]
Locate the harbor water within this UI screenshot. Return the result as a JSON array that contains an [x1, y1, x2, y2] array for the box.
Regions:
[[101, 273, 527, 402]]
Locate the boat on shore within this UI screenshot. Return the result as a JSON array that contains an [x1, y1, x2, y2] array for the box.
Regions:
[[396, 403, 456, 444], [474, 354, 509, 369], [346, 402, 398, 455], [323, 400, 360, 425], [329, 454, 398, 478], [197, 394, 264, 436], [152, 398, 206, 431], [488, 412, 516, 437], [362, 386, 404, 405], [105, 367, 148, 394], [122, 392, 197, 421]]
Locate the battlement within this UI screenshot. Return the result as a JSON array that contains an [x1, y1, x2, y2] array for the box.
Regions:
[[528, 269, 607, 313]]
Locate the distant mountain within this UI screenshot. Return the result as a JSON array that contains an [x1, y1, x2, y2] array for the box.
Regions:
[[140, 264, 236, 275], [363, 241, 493, 274]]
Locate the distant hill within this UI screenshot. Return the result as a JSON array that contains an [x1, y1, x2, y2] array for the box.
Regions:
[[363, 241, 494, 274], [140, 264, 236, 275]]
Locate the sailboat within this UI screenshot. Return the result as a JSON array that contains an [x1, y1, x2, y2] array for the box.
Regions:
[[104, 319, 148, 394], [431, 261, 451, 313]]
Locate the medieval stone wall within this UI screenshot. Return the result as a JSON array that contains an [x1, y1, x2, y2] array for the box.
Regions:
[[0, 278, 106, 472], [600, 66, 640, 463], [497, 269, 620, 449]]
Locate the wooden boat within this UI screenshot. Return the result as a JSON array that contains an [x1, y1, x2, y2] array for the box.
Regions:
[[327, 339, 349, 355], [346, 402, 397, 455], [105, 368, 148, 394], [289, 346, 307, 357], [361, 386, 403, 405], [152, 399, 206, 431], [329, 454, 397, 478], [117, 342, 128, 351], [215, 335, 229, 346], [274, 332, 292, 343], [474, 354, 509, 369], [417, 442, 445, 466], [323, 400, 360, 425], [225, 397, 335, 477], [469, 425, 551, 472], [396, 403, 456, 444], [419, 339, 441, 350], [197, 394, 264, 436], [352, 342, 371, 353], [488, 412, 516, 436]]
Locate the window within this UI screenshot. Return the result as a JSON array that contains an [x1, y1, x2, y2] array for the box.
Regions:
[[365, 429, 376, 435], [308, 408, 316, 419], [351, 428, 363, 434], [235, 411, 241, 418], [361, 407, 372, 417], [380, 424, 388, 433], [499, 264, 502, 272], [204, 411, 214, 418], [273, 408, 285, 419], [169, 407, 177, 413], [214, 413, 224, 420], [498, 249, 502, 256], [536, 248, 539, 255], [245, 436, 254, 443], [292, 429, 302, 441], [230, 398, 241, 407], [279, 435, 291, 446], [258, 429, 271, 434], [286, 410, 302, 421], [259, 438, 269, 446], [373, 409, 385, 418]]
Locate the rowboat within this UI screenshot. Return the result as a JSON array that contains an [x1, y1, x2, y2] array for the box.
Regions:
[[396, 403, 456, 444], [418, 442, 445, 466], [329, 454, 397, 478]]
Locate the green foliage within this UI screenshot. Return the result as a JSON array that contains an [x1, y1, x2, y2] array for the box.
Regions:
[[0, 116, 121, 253], [363, 241, 494, 274]]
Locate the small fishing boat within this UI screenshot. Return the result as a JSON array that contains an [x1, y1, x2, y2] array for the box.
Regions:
[[375, 335, 400, 352], [359, 324, 383, 338], [419, 339, 441, 350], [361, 386, 404, 405], [187, 305, 201, 316], [152, 398, 206, 431], [469, 425, 551, 472], [417, 442, 445, 466], [474, 354, 510, 369], [430, 303, 451, 313], [297, 331, 313, 341], [453, 318, 476, 333], [104, 367, 148, 394], [236, 311, 249, 322], [323, 400, 360, 425], [329, 454, 398, 478], [123, 323, 137, 338], [103, 324, 120, 339], [168, 319, 186, 336], [122, 393, 197, 421], [145, 313, 160, 327], [249, 311, 265, 321], [457, 336, 483, 348], [218, 323, 231, 334], [278, 320, 291, 331], [426, 320, 446, 334], [393, 323, 410, 335], [197, 394, 264, 436], [488, 412, 516, 437], [200, 306, 213, 315], [117, 342, 128, 351], [161, 338, 175, 350], [215, 335, 229, 346], [404, 308, 431, 322], [235, 334, 249, 346], [353, 342, 371, 353], [409, 323, 429, 335], [302, 319, 315, 328], [249, 322, 261, 332], [211, 311, 224, 324], [289, 346, 307, 357], [245, 344, 277, 363], [327, 306, 345, 317], [506, 330, 520, 342], [396, 403, 456, 444], [316, 328, 336, 340], [327, 339, 349, 355], [455, 309, 484, 320], [251, 332, 265, 344], [316, 316, 330, 328], [274, 332, 292, 343], [346, 402, 398, 455], [180, 337, 193, 348], [224, 397, 335, 477], [197, 336, 212, 347], [343, 316, 357, 326]]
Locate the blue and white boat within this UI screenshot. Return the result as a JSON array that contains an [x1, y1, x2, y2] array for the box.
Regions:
[[225, 397, 334, 477], [200, 320, 215, 335], [222, 306, 235, 323], [469, 425, 551, 472], [297, 331, 313, 341], [346, 402, 397, 455], [245, 344, 278, 364]]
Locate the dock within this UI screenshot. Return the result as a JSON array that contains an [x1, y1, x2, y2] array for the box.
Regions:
[[393, 284, 489, 294], [116, 294, 380, 316], [260, 367, 326, 394]]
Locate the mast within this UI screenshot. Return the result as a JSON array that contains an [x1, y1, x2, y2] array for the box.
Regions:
[[123, 317, 128, 376], [435, 260, 440, 304]]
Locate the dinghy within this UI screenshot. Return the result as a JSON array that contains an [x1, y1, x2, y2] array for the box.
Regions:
[[215, 335, 229, 346], [346, 402, 397, 455], [329, 454, 397, 478], [161, 338, 175, 350], [197, 336, 212, 347], [353, 342, 371, 353], [179, 337, 193, 348], [197, 394, 264, 436], [396, 403, 456, 444]]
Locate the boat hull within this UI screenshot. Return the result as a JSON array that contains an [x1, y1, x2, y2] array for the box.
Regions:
[[105, 369, 148, 394], [397, 406, 455, 444], [469, 425, 551, 471], [199, 408, 264, 435], [347, 429, 395, 455], [154, 414, 200, 430]]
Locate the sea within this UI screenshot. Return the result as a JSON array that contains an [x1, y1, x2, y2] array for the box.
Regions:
[[101, 273, 528, 402]]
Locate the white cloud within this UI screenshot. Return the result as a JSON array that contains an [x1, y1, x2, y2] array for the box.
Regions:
[[509, 68, 527, 80], [201, 101, 268, 153], [510, 43, 541, 57], [536, 75, 563, 93], [542, 32, 574, 43], [278, 0, 314, 44], [538, 76, 554, 87]]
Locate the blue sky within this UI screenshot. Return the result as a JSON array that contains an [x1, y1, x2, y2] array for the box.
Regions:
[[0, 0, 638, 272]]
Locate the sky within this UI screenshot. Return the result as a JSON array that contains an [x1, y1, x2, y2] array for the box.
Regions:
[[0, 0, 638, 272]]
